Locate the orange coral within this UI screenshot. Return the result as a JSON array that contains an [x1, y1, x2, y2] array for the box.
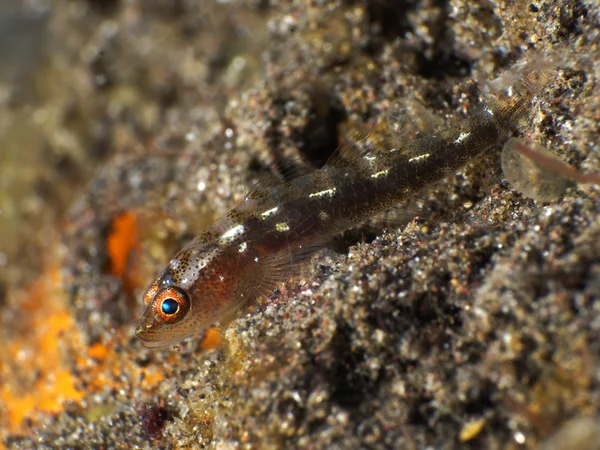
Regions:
[[0, 263, 168, 440], [200, 328, 223, 351], [0, 269, 84, 437], [106, 212, 139, 277], [106, 211, 141, 294]]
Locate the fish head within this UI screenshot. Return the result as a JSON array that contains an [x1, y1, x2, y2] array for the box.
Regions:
[[135, 235, 240, 349]]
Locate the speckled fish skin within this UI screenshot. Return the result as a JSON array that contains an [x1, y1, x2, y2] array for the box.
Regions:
[[136, 71, 546, 349]]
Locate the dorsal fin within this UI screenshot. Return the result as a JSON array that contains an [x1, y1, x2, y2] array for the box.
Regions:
[[335, 121, 393, 159], [387, 97, 444, 143], [481, 59, 556, 125], [324, 121, 400, 178], [245, 155, 315, 201]]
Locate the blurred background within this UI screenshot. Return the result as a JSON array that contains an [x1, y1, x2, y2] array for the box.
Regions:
[[0, 0, 51, 297]]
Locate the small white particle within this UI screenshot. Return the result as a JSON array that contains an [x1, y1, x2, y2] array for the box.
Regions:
[[239, 242, 248, 253], [197, 181, 206, 191], [185, 132, 197, 142], [514, 431, 525, 444]]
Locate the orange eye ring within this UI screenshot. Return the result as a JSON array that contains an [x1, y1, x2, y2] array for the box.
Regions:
[[154, 286, 191, 323]]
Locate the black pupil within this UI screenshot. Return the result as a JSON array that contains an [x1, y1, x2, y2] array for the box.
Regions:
[[161, 298, 179, 315]]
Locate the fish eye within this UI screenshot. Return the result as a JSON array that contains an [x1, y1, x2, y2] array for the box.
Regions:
[[161, 298, 179, 315], [154, 286, 191, 323]]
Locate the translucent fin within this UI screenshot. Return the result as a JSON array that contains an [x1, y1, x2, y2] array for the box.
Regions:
[[366, 201, 425, 230], [245, 167, 286, 201], [501, 137, 568, 202], [387, 97, 443, 142], [504, 137, 600, 190], [481, 59, 557, 125], [336, 121, 394, 157], [263, 244, 323, 285], [326, 121, 400, 178], [245, 155, 314, 201], [241, 241, 325, 303], [332, 98, 444, 176]]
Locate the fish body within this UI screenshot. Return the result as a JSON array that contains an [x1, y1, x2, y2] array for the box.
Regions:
[[136, 68, 547, 348]]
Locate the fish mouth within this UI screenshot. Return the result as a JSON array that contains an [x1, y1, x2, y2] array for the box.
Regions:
[[135, 326, 162, 347], [135, 314, 169, 348], [135, 326, 190, 349]]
